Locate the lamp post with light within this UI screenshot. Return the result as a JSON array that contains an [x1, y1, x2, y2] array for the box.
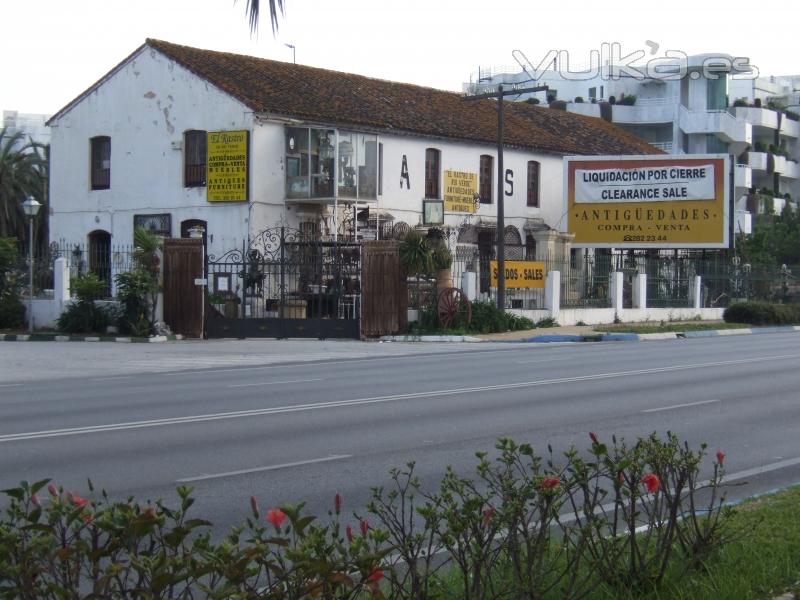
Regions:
[[21, 196, 41, 333]]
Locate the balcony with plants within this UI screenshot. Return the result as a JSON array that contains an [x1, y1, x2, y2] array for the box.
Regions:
[[609, 94, 677, 124]]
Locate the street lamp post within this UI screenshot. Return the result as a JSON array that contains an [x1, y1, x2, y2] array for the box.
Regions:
[[284, 43, 296, 64], [464, 83, 548, 309], [21, 196, 42, 333]]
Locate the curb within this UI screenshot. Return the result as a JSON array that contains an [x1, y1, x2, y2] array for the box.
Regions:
[[498, 325, 800, 343], [379, 334, 483, 343], [0, 333, 184, 343]]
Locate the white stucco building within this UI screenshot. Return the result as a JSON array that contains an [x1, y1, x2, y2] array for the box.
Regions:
[[468, 55, 800, 234], [46, 39, 657, 289]]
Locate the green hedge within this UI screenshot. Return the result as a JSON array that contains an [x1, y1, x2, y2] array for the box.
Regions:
[[723, 301, 800, 326]]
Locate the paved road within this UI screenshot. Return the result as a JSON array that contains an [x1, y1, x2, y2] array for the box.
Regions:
[[2, 334, 800, 537]]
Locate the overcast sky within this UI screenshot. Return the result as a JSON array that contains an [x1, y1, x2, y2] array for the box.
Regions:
[[2, 0, 798, 117]]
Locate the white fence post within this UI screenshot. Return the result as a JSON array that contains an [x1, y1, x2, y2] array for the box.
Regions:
[[633, 273, 647, 309], [54, 257, 70, 305], [610, 271, 624, 315], [692, 275, 702, 309], [545, 270, 561, 319]]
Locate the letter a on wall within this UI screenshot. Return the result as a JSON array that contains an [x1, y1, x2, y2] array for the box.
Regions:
[[400, 155, 410, 189]]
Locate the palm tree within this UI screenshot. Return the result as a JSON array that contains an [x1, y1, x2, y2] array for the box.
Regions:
[[0, 127, 48, 254], [239, 0, 285, 33]]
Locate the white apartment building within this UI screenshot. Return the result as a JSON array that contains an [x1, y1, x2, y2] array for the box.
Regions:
[[467, 55, 800, 234], [2, 110, 51, 147]]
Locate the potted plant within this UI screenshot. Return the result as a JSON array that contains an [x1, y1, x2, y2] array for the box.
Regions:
[[399, 230, 433, 277], [431, 242, 453, 290]]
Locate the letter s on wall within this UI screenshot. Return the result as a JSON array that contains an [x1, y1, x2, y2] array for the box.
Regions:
[[505, 169, 514, 196]]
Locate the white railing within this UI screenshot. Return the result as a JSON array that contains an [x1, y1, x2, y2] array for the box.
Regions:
[[650, 141, 673, 152], [636, 96, 678, 106]]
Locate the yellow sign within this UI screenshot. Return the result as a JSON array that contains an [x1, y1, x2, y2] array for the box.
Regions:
[[490, 260, 546, 289], [565, 155, 729, 248], [207, 130, 249, 202], [444, 170, 477, 213]]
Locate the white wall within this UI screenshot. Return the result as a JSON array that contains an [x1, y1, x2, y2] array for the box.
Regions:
[[375, 133, 565, 233], [48, 46, 261, 258]]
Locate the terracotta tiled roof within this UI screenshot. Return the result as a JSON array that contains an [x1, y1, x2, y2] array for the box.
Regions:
[[61, 38, 663, 157]]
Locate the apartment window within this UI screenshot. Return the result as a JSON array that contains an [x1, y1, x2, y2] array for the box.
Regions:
[[425, 148, 440, 198], [706, 76, 727, 111], [527, 161, 540, 207], [479, 154, 493, 204], [589, 87, 597, 100], [90, 136, 110, 190], [184, 130, 207, 187]]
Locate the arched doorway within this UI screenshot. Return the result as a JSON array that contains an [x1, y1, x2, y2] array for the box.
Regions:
[[87, 230, 111, 296]]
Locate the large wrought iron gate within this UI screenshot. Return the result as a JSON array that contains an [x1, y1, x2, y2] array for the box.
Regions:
[[205, 227, 361, 339]]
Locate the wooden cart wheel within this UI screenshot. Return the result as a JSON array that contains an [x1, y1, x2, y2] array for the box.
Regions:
[[437, 287, 472, 329]]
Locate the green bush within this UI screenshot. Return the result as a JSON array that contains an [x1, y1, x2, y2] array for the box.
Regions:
[[0, 237, 25, 329], [467, 301, 534, 333], [57, 273, 113, 334], [0, 432, 731, 598], [723, 301, 800, 325], [0, 293, 25, 329]]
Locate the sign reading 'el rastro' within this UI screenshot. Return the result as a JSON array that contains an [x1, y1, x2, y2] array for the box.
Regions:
[[443, 170, 477, 213], [207, 130, 249, 202], [565, 155, 729, 249]]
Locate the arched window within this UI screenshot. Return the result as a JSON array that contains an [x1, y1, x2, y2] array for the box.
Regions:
[[425, 148, 440, 198], [527, 161, 540, 207], [90, 136, 110, 190], [184, 130, 207, 187], [479, 155, 493, 204]]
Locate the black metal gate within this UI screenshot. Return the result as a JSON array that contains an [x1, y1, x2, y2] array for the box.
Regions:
[[205, 227, 361, 339]]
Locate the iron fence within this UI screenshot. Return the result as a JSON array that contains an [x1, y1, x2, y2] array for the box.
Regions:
[[19, 241, 137, 298]]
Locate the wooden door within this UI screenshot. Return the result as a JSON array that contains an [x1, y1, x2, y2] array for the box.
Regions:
[[163, 238, 204, 338]]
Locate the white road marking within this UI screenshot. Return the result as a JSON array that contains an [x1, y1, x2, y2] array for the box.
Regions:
[[228, 377, 325, 388], [90, 376, 133, 382], [1, 352, 796, 443], [0, 383, 23, 388], [641, 399, 721, 413], [176, 454, 352, 483]]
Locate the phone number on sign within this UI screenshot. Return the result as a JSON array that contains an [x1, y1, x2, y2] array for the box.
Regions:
[[622, 235, 668, 242]]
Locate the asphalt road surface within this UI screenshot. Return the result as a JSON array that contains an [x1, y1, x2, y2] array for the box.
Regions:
[[2, 333, 800, 537]]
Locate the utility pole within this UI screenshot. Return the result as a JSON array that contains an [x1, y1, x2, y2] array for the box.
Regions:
[[464, 83, 548, 310]]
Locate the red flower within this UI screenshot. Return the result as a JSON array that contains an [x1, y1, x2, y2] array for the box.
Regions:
[[360, 519, 370, 536], [67, 492, 89, 507], [541, 476, 561, 490], [334, 493, 342, 512], [267, 508, 287, 529], [346, 524, 354, 542], [716, 450, 725, 465], [47, 483, 58, 497], [80, 512, 95, 525], [481, 507, 496, 528], [589, 432, 599, 444], [366, 568, 384, 583], [617, 471, 625, 484], [31, 493, 41, 507], [642, 473, 660, 493], [250, 495, 259, 516]]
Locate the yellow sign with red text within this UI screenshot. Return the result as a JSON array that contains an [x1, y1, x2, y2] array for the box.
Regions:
[[565, 155, 729, 248], [490, 260, 546, 289]]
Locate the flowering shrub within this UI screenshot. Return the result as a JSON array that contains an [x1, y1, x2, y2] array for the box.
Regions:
[[0, 433, 731, 598]]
